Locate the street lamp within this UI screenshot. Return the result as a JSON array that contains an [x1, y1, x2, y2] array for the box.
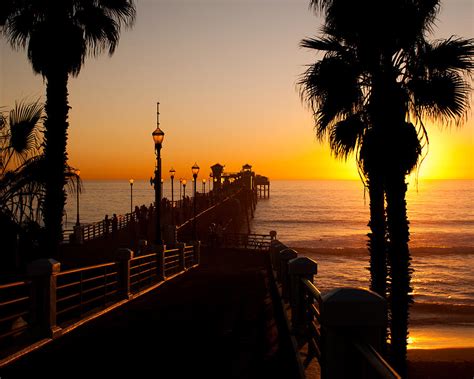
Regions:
[[129, 178, 134, 213], [202, 178, 206, 194], [169, 168, 175, 217], [152, 102, 165, 245], [75, 169, 81, 226], [191, 162, 200, 240], [182, 179, 187, 200]]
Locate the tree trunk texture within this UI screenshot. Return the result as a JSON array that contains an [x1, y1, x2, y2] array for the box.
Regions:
[[43, 70, 69, 257], [385, 171, 413, 378], [367, 171, 387, 298]]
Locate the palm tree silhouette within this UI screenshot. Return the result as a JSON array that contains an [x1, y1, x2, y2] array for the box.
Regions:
[[0, 0, 136, 255], [1, 99, 44, 226], [299, 0, 473, 374], [1, 100, 82, 267]]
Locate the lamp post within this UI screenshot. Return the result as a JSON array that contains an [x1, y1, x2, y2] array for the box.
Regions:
[[202, 178, 206, 194], [129, 178, 134, 213], [182, 179, 187, 200], [191, 162, 200, 240], [170, 168, 176, 225], [152, 102, 165, 245], [75, 169, 81, 226]]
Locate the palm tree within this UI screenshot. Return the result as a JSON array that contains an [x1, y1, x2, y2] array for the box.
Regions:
[[300, 0, 473, 374], [0, 0, 136, 255]]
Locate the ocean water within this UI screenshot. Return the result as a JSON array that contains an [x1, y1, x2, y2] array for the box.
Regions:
[[65, 179, 474, 349]]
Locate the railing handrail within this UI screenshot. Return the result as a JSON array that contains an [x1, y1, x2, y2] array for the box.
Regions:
[[353, 341, 401, 379], [0, 280, 31, 290], [301, 278, 322, 304], [176, 189, 243, 231], [58, 261, 118, 276]]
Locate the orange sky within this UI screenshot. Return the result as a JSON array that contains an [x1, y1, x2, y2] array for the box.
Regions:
[[1, 0, 472, 181]]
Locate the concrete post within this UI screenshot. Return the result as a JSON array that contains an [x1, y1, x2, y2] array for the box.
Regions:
[[192, 240, 201, 266], [288, 257, 318, 335], [156, 244, 166, 281], [269, 240, 280, 271], [279, 248, 298, 301], [73, 224, 83, 244], [270, 241, 286, 281], [27, 259, 62, 339], [115, 248, 134, 299], [320, 288, 387, 379], [176, 242, 186, 271]]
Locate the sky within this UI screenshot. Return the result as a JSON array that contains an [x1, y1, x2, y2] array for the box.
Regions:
[[1, 0, 473, 181]]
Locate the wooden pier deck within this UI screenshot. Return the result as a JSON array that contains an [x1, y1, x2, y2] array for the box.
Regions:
[[1, 246, 301, 378]]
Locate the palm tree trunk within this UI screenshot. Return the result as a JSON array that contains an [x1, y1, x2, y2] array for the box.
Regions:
[[43, 69, 69, 257], [385, 171, 413, 377], [367, 171, 387, 298]]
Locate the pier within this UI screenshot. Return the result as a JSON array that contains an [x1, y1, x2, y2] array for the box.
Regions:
[[0, 164, 400, 378]]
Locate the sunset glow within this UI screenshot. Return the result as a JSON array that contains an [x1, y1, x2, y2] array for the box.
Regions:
[[1, 0, 472, 180]]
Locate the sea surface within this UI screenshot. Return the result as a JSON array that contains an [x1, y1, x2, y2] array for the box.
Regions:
[[65, 179, 474, 349]]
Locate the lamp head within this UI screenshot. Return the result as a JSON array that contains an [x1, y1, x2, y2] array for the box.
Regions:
[[191, 162, 200, 177], [152, 126, 165, 147]]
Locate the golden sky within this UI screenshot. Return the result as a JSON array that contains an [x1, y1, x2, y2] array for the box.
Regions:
[[1, 0, 472, 180]]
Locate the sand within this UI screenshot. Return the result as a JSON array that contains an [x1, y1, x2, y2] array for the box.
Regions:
[[408, 348, 474, 379]]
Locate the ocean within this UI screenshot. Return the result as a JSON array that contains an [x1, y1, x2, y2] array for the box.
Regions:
[[65, 179, 474, 349]]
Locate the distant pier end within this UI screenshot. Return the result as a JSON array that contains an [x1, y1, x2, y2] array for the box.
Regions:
[[255, 174, 270, 199]]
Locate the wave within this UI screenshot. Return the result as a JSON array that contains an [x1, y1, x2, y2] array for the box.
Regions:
[[411, 302, 474, 326], [255, 218, 364, 225]]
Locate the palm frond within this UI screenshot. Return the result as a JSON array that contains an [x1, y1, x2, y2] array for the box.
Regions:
[[298, 53, 363, 140], [309, 0, 333, 13], [8, 99, 43, 156], [410, 72, 471, 124], [329, 114, 366, 160], [300, 36, 344, 54], [99, 0, 136, 28], [76, 7, 120, 56], [419, 38, 474, 76]]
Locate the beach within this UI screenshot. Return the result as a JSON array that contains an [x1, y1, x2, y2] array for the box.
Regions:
[[408, 348, 474, 378]]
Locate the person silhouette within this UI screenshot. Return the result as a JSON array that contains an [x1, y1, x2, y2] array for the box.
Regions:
[[111, 214, 118, 234]]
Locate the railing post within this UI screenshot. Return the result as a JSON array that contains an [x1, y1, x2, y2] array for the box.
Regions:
[[156, 244, 166, 281], [115, 248, 134, 300], [288, 257, 318, 336], [27, 259, 62, 339], [279, 248, 297, 301], [192, 240, 201, 266], [176, 242, 186, 271], [320, 288, 387, 379]]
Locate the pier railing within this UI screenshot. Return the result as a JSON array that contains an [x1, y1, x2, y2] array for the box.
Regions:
[[222, 233, 274, 251], [269, 240, 400, 379], [0, 280, 32, 348], [65, 184, 247, 245], [0, 242, 200, 362]]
